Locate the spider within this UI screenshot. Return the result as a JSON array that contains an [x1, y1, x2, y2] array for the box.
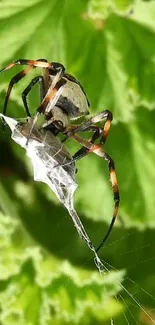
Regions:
[[0, 58, 120, 253]]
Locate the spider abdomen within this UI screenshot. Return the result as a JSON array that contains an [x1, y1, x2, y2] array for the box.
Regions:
[[56, 94, 86, 120], [59, 78, 90, 119]]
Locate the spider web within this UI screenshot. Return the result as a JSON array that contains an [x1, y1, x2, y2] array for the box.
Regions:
[[0, 114, 103, 271], [98, 233, 155, 325]]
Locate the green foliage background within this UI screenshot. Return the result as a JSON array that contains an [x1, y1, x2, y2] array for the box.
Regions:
[[0, 0, 155, 324]]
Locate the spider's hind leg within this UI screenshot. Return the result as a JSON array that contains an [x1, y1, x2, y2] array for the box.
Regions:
[[69, 134, 120, 253], [64, 110, 113, 145], [72, 126, 102, 161]]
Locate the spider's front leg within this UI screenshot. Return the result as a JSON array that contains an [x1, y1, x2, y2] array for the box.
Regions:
[[2, 66, 35, 118], [0, 59, 52, 74], [26, 77, 67, 144], [0, 59, 50, 123], [0, 59, 65, 118], [22, 76, 45, 117]]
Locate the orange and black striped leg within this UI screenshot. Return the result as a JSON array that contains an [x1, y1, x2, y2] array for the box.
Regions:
[[0, 59, 52, 73], [69, 134, 120, 252], [26, 78, 67, 144], [100, 110, 113, 144], [0, 59, 65, 76], [91, 146, 120, 252], [36, 77, 67, 115], [65, 110, 113, 145], [1, 59, 49, 116], [22, 76, 45, 117], [60, 126, 103, 166], [62, 125, 101, 144], [68, 127, 101, 161], [2, 66, 34, 117]]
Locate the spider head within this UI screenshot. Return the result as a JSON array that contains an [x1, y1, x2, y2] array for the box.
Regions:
[[49, 62, 65, 76]]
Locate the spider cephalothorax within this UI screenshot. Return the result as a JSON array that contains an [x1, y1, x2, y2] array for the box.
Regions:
[[0, 58, 120, 252]]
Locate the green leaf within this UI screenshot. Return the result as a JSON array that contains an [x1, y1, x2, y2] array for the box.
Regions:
[[0, 183, 18, 219], [0, 213, 124, 325], [84, 0, 155, 119]]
